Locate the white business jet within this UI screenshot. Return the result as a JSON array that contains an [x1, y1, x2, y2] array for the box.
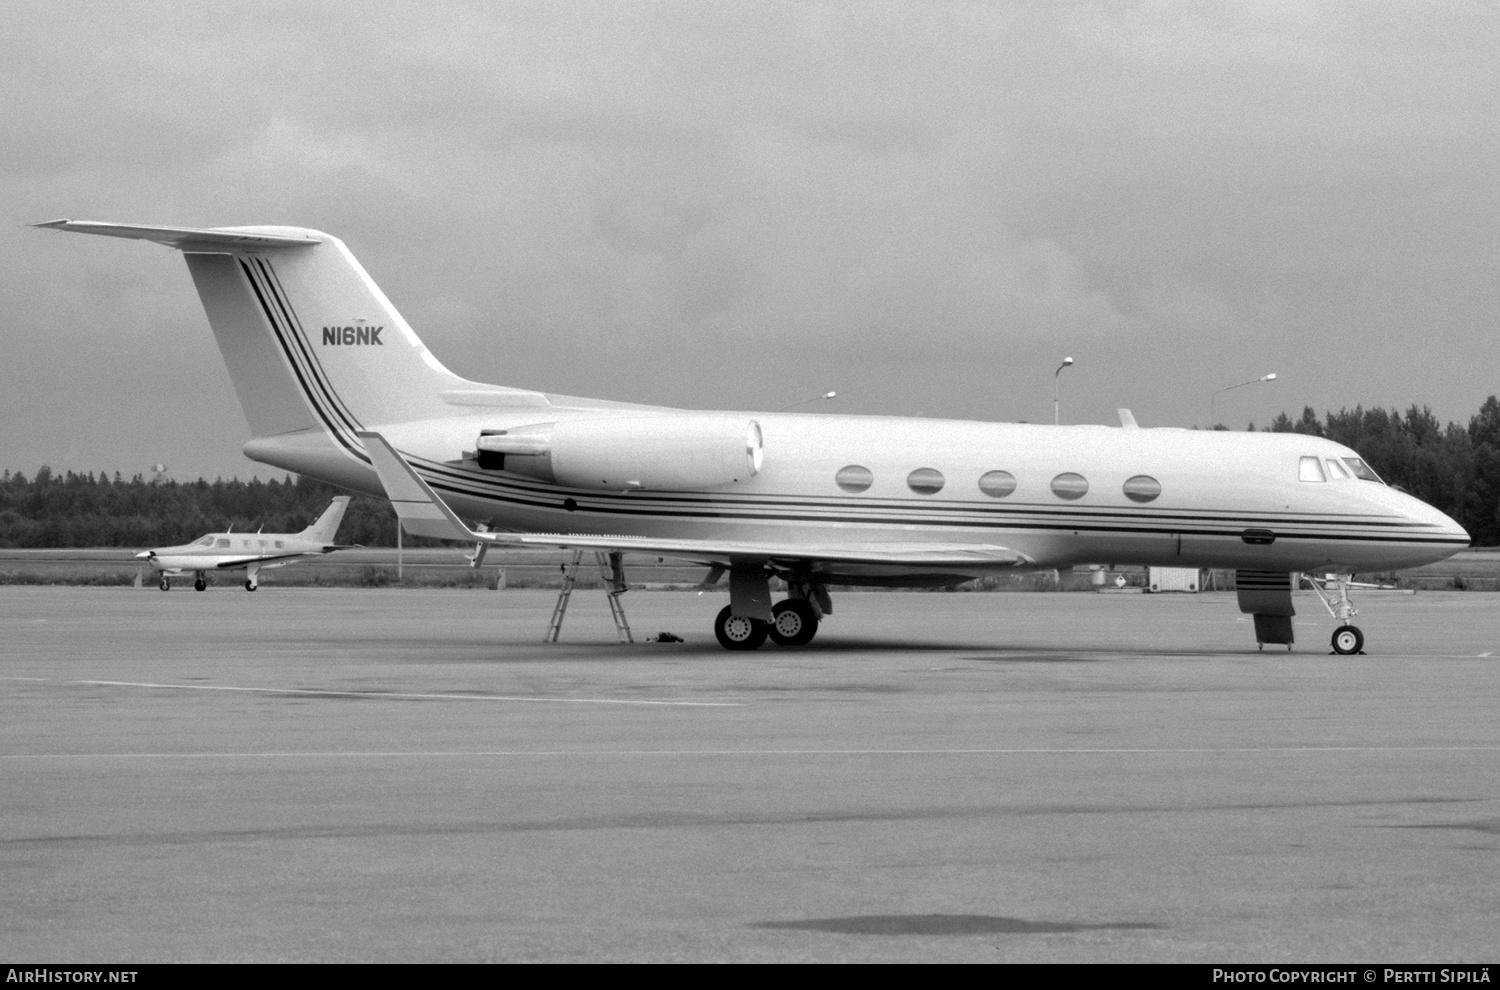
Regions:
[[136, 496, 352, 591], [37, 220, 1469, 652]]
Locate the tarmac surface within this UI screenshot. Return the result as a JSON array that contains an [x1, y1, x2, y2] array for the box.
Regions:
[[2, 585, 1498, 962]]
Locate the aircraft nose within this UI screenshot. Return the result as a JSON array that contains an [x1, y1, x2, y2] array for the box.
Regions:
[[1444, 515, 1471, 544], [1402, 494, 1469, 544], [134, 550, 153, 559]]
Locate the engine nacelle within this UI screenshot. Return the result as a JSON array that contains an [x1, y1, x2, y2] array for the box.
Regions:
[[476, 416, 763, 491]]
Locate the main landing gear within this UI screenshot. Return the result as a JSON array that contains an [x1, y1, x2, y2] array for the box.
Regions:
[[769, 598, 818, 647], [712, 572, 826, 651], [715, 605, 768, 651], [713, 602, 822, 650], [160, 574, 208, 592], [1309, 574, 1365, 655]]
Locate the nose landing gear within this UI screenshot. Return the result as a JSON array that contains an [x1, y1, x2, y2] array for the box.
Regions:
[[1332, 624, 1364, 655], [1309, 574, 1365, 655]]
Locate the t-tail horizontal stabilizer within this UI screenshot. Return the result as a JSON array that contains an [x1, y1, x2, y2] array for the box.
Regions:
[[357, 432, 479, 543]]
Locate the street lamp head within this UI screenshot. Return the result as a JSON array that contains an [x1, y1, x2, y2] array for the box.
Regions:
[[1263, 373, 1277, 382], [778, 390, 839, 412], [1063, 356, 1074, 367]]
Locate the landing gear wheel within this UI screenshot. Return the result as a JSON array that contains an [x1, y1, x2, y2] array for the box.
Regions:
[[768, 599, 819, 646], [244, 580, 256, 592], [1331, 624, 1364, 655], [158, 577, 170, 592], [714, 605, 767, 651], [194, 578, 206, 592]]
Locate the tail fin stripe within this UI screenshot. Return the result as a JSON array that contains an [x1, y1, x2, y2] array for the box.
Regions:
[[234, 257, 368, 463], [247, 257, 361, 435], [254, 257, 364, 435]]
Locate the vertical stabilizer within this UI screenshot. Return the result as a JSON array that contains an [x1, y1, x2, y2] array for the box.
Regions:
[[34, 221, 496, 451], [301, 496, 352, 543], [185, 232, 478, 437]]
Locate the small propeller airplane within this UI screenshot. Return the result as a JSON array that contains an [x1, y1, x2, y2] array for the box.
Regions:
[[135, 496, 353, 591], [37, 219, 1470, 651]]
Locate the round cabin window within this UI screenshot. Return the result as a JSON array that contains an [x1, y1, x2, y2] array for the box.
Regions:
[[907, 467, 945, 495], [1122, 475, 1161, 503], [1050, 472, 1088, 500], [835, 465, 874, 493], [978, 470, 1017, 498]]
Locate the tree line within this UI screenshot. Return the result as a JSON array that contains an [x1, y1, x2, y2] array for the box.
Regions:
[[4, 396, 1500, 547], [0, 471, 401, 549]]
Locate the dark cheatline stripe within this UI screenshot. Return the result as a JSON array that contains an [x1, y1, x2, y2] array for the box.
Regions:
[[412, 457, 1418, 526]]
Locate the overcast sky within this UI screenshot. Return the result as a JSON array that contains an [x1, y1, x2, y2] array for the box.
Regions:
[[4, 1, 1497, 480]]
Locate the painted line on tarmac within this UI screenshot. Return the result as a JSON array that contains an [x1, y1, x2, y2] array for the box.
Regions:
[[4, 746, 1499, 760], [0, 676, 741, 708]]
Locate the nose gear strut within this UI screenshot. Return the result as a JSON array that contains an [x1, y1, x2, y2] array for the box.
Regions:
[[1307, 573, 1365, 655]]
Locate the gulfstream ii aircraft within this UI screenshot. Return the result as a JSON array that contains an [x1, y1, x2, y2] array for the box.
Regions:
[[137, 496, 353, 591], [38, 220, 1470, 652]]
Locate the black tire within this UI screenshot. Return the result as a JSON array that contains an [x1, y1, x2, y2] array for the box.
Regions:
[[158, 577, 170, 592], [768, 599, 819, 646], [244, 580, 256, 592], [194, 579, 206, 592], [1331, 624, 1364, 655], [714, 605, 767, 651]]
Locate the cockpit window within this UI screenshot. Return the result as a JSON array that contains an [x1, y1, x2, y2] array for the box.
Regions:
[[1342, 457, 1384, 483], [1298, 456, 1326, 482], [195, 537, 214, 547], [1325, 458, 1350, 480]]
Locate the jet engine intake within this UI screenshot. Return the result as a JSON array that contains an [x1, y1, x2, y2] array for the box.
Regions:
[[476, 416, 763, 491]]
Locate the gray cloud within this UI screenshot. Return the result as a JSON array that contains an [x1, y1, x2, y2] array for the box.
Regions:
[[3, 0, 1497, 478]]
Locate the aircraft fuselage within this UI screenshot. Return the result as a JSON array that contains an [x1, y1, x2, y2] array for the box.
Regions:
[[247, 409, 1467, 584]]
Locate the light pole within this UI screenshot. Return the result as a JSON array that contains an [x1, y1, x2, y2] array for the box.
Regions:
[[779, 391, 837, 412], [1053, 357, 1074, 425], [1210, 373, 1277, 429]]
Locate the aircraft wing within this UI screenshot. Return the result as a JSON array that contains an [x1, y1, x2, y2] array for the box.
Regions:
[[357, 431, 1029, 569]]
